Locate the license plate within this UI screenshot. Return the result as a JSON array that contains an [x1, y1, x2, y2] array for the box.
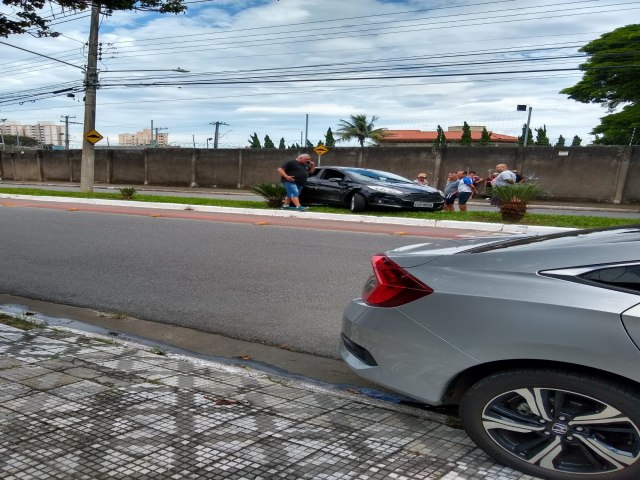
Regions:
[[414, 201, 433, 208]]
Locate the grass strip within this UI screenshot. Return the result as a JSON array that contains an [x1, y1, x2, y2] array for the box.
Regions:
[[0, 187, 636, 229], [0, 313, 44, 330]]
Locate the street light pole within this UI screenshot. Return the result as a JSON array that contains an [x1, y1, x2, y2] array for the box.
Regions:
[[517, 105, 533, 147], [206, 138, 212, 149], [80, 2, 100, 191]]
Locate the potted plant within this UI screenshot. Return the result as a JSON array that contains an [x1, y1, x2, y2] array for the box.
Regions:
[[250, 183, 286, 208], [492, 183, 544, 223]]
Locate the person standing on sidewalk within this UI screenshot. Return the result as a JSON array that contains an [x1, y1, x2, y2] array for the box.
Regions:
[[414, 173, 429, 186], [490, 163, 517, 206], [443, 172, 459, 212], [455, 170, 477, 212], [277, 153, 315, 211]]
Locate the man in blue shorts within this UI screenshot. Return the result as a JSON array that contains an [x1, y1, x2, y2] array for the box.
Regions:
[[276, 153, 315, 211], [455, 170, 478, 212]]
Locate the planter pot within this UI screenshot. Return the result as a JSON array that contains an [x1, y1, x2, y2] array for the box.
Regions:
[[500, 202, 527, 223]]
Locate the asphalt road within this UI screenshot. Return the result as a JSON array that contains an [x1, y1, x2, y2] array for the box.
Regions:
[[0, 203, 479, 358]]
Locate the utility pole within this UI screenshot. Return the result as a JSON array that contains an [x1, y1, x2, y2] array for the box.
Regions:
[[0, 118, 6, 151], [209, 121, 228, 149], [304, 114, 309, 147], [155, 127, 168, 146], [80, 2, 100, 191], [61, 115, 79, 150]]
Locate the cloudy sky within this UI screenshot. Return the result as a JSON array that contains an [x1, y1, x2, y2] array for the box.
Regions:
[[0, 0, 637, 148]]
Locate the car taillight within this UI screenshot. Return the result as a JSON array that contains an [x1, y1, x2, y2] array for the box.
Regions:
[[362, 254, 433, 307]]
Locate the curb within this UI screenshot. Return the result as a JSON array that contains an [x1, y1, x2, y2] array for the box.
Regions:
[[0, 193, 574, 235]]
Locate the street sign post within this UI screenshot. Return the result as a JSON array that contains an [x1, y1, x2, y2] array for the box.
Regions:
[[313, 145, 329, 166], [83, 130, 103, 145]]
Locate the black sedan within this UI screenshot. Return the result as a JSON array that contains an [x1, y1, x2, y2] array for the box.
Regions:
[[299, 166, 445, 212]]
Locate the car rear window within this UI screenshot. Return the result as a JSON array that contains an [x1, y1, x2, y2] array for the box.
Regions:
[[580, 264, 640, 293]]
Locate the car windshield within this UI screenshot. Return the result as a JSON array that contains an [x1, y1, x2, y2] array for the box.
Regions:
[[344, 168, 413, 185]]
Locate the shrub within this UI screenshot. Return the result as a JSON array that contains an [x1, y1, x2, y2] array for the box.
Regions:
[[119, 187, 137, 200], [250, 183, 286, 208], [493, 183, 544, 223]]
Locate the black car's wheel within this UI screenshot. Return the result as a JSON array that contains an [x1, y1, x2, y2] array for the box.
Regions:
[[459, 369, 640, 480], [350, 193, 366, 212]]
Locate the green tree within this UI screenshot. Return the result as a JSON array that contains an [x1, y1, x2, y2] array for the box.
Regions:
[[325, 127, 336, 147], [518, 123, 534, 146], [278, 137, 286, 149], [560, 24, 640, 145], [263, 135, 275, 149], [479, 127, 491, 146], [535, 125, 550, 146], [571, 135, 583, 146], [590, 104, 640, 145], [305, 139, 313, 148], [556, 135, 566, 147], [434, 125, 447, 146], [336, 114, 387, 147], [460, 121, 472, 146], [1, 135, 38, 146], [0, 1, 188, 37], [248, 133, 261, 148]]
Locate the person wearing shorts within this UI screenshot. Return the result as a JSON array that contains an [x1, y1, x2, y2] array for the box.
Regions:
[[456, 170, 477, 212], [276, 153, 315, 211], [443, 172, 459, 212]]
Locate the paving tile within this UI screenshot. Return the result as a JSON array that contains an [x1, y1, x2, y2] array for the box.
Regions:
[[0, 324, 536, 480]]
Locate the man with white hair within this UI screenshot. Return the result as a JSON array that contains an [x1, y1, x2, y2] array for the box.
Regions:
[[490, 163, 517, 206], [276, 153, 316, 211]]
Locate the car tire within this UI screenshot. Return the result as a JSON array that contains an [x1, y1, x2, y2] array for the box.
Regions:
[[459, 369, 640, 480], [350, 193, 366, 212]]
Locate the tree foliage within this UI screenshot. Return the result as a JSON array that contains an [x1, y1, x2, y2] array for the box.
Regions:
[[278, 137, 286, 149], [0, 1, 188, 37], [571, 135, 582, 147], [336, 114, 387, 147], [460, 121, 472, 146], [434, 125, 446, 146], [263, 135, 275, 149], [479, 127, 491, 146], [324, 127, 335, 147], [248, 132, 261, 148], [556, 135, 566, 147], [535, 125, 550, 146], [560, 24, 640, 144], [590, 104, 640, 145], [518, 123, 534, 146], [0, 134, 38, 146]]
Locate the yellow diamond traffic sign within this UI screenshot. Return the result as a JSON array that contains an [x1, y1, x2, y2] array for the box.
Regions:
[[84, 129, 104, 144], [313, 145, 329, 156]]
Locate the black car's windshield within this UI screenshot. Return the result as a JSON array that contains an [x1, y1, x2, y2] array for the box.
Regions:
[[344, 168, 413, 185]]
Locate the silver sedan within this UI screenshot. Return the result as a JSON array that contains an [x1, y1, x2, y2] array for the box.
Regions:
[[341, 225, 640, 480]]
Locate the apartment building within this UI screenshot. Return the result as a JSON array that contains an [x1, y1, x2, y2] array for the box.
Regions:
[[118, 128, 168, 146], [0, 121, 65, 146]]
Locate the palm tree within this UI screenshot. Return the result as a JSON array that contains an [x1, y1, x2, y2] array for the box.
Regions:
[[336, 114, 387, 147]]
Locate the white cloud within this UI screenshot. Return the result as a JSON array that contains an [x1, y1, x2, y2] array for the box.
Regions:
[[0, 0, 636, 148]]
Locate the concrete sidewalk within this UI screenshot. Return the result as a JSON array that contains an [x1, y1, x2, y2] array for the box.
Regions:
[[0, 319, 536, 480]]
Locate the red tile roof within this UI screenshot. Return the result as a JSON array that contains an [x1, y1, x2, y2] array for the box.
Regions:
[[381, 129, 519, 143]]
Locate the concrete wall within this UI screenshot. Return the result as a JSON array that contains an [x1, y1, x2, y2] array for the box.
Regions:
[[1, 146, 638, 204]]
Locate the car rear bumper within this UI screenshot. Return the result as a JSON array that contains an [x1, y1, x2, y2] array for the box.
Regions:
[[340, 299, 477, 406]]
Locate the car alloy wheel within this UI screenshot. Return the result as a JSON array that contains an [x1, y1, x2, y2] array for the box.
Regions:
[[350, 193, 366, 212], [459, 370, 640, 480]]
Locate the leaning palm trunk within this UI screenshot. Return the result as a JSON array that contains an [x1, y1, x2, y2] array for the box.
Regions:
[[493, 183, 544, 223]]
